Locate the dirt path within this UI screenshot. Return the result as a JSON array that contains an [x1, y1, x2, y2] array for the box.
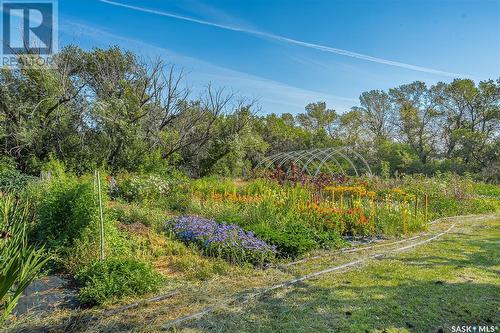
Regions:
[[14, 275, 79, 316]]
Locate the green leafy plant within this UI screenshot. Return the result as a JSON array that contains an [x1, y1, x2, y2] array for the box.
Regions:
[[0, 168, 35, 195], [75, 257, 163, 305], [189, 177, 237, 197], [0, 196, 49, 322], [31, 172, 130, 274]]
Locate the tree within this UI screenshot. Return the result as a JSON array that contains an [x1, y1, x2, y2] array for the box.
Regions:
[[255, 113, 311, 154], [297, 102, 337, 136], [337, 109, 365, 146], [389, 81, 443, 166], [351, 90, 394, 140], [436, 79, 500, 170], [0, 50, 85, 172]]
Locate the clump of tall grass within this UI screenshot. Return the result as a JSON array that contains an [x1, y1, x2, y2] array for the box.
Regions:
[[0, 196, 48, 322]]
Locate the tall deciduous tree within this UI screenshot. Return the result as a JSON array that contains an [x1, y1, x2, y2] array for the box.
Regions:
[[352, 90, 394, 140], [390, 81, 443, 166]]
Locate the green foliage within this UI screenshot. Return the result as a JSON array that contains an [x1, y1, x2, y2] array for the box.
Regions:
[[380, 161, 390, 179], [111, 172, 189, 211], [473, 183, 500, 199], [190, 177, 237, 196], [30, 169, 129, 273], [0, 168, 35, 194], [251, 222, 319, 258], [186, 175, 498, 259], [75, 258, 162, 305], [188, 179, 345, 258], [1, 46, 498, 178], [0, 196, 48, 322], [241, 178, 281, 195], [365, 173, 499, 220], [32, 176, 88, 249], [429, 197, 499, 217], [111, 202, 166, 230], [112, 173, 171, 203]]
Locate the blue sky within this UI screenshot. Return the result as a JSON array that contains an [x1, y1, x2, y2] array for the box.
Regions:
[[58, 0, 500, 115]]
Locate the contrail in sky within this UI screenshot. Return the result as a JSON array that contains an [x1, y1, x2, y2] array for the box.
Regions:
[[99, 0, 467, 78]]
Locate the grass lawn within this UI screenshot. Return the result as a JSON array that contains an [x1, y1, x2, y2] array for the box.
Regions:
[[176, 215, 500, 333], [4, 214, 499, 333]]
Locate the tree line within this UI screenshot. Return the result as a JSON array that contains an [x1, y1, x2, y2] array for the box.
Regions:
[[0, 46, 498, 180]]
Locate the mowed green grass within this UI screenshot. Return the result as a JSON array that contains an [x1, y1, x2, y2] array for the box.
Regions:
[[178, 216, 500, 333]]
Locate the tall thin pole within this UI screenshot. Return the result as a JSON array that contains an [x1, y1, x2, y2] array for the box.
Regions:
[[425, 194, 429, 223], [93, 170, 97, 205], [97, 171, 105, 260]]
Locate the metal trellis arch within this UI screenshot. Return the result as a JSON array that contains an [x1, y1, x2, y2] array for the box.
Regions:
[[255, 147, 372, 177]]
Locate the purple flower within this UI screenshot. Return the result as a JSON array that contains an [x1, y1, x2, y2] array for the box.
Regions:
[[165, 216, 276, 264]]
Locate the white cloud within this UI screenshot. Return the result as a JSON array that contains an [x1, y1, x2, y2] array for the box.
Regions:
[[60, 19, 357, 114], [99, 0, 470, 78]]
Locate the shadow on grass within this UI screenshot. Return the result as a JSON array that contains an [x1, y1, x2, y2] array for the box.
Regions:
[[177, 229, 500, 333], [394, 237, 500, 273], [180, 279, 499, 333]]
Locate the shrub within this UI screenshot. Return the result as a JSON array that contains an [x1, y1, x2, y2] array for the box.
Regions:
[[0, 168, 35, 194], [251, 222, 320, 258], [31, 173, 130, 273], [75, 258, 162, 305], [31, 176, 83, 249], [111, 173, 190, 211], [112, 173, 171, 203], [165, 216, 276, 265]]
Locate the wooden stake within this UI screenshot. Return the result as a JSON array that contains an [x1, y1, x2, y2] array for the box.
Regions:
[[340, 194, 343, 212], [414, 197, 418, 219]]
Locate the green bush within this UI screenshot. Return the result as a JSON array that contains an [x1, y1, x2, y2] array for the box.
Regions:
[[251, 222, 320, 258], [111, 172, 190, 211], [0, 168, 35, 194], [76, 258, 162, 305], [31, 176, 81, 248], [112, 173, 170, 203], [30, 172, 130, 273], [33, 176, 115, 245]]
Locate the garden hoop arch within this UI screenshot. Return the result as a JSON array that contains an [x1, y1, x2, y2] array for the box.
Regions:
[[255, 147, 373, 177]]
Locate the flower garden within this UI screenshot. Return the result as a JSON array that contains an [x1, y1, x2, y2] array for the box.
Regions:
[[1, 163, 499, 320]]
